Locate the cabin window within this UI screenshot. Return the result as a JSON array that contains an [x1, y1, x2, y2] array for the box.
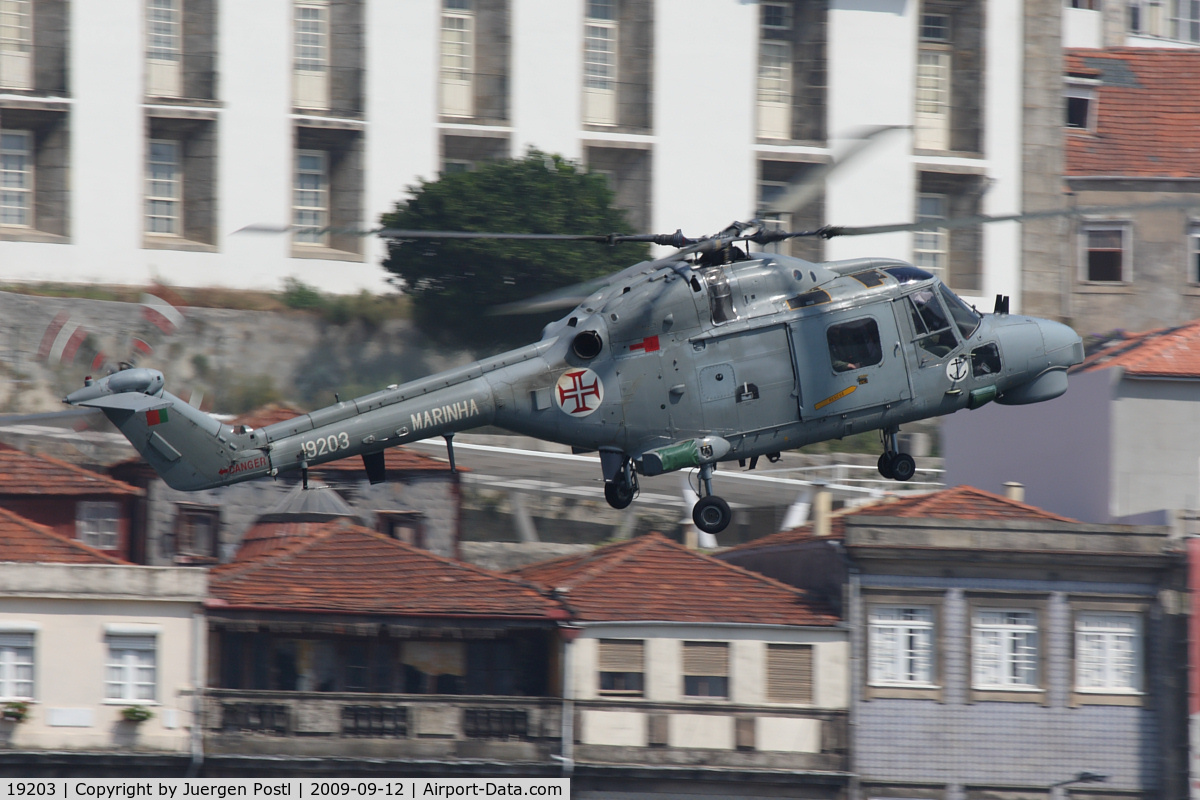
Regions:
[[971, 343, 1001, 377], [906, 289, 957, 360], [939, 284, 981, 338], [827, 317, 882, 372]]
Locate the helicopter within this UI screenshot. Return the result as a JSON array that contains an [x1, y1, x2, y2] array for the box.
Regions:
[[64, 216, 1084, 535]]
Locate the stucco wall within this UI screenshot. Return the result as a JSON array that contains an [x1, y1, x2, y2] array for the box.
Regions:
[[0, 563, 205, 753]]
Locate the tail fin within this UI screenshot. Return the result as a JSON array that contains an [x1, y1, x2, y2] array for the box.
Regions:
[[65, 369, 245, 491]]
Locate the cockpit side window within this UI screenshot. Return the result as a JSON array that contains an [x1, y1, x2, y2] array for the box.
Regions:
[[939, 284, 981, 339], [827, 317, 883, 373], [906, 290, 958, 360], [703, 267, 736, 324]]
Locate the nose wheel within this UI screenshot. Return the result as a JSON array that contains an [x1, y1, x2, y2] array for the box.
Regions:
[[691, 462, 732, 534], [877, 428, 916, 482]]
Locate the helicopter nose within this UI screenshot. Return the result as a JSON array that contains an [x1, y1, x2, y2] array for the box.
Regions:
[[1038, 319, 1084, 370]]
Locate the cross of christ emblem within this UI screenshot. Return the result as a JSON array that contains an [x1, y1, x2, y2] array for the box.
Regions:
[[554, 368, 604, 416]]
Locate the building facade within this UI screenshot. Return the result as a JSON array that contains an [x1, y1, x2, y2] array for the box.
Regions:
[[0, 0, 1088, 318], [0, 508, 206, 766]]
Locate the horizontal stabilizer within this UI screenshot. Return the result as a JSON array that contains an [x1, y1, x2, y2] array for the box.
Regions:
[[76, 393, 169, 413]]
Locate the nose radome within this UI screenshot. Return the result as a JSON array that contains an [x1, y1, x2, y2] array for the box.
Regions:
[[1038, 319, 1084, 368]]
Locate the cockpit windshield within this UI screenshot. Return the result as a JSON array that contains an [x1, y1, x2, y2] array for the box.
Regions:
[[938, 284, 981, 339]]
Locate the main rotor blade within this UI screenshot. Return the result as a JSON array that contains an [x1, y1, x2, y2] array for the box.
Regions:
[[377, 229, 696, 246], [819, 198, 1200, 238], [763, 124, 908, 216]]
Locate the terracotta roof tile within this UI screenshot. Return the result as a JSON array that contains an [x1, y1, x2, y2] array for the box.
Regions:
[[230, 403, 309, 430], [0, 444, 141, 496], [512, 533, 839, 626], [0, 507, 127, 564], [1066, 48, 1200, 178], [210, 519, 561, 619], [1075, 318, 1200, 378], [724, 485, 1077, 553], [314, 447, 454, 474]]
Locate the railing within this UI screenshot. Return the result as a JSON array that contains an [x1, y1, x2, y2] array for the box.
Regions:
[[203, 690, 559, 760]]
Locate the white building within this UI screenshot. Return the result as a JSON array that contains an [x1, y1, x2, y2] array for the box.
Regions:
[[0, 0, 1062, 310], [2, 2, 1195, 307], [0, 509, 206, 755]]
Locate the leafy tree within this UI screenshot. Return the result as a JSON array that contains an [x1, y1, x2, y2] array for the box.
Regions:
[[380, 150, 649, 353]]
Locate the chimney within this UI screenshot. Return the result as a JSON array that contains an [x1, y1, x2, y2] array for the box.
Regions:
[[1003, 481, 1025, 503], [813, 486, 832, 538]]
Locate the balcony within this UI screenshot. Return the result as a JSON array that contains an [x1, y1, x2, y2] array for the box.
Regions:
[[204, 690, 562, 762]]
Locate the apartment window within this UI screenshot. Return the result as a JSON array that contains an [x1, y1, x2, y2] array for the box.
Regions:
[[77, 500, 120, 551], [293, 149, 328, 245], [440, 0, 474, 118], [1081, 224, 1130, 282], [0, 130, 31, 227], [973, 609, 1038, 690], [597, 639, 643, 697], [294, 0, 330, 109], [583, 0, 618, 126], [0, 633, 34, 700], [1190, 223, 1200, 283], [146, 139, 181, 236], [915, 50, 950, 150], [757, 41, 792, 140], [914, 194, 948, 280], [171, 504, 219, 561], [868, 606, 934, 686], [762, 1, 792, 29], [378, 510, 424, 548], [1065, 86, 1095, 130], [921, 11, 950, 40], [106, 635, 157, 702], [683, 641, 729, 698], [766, 643, 812, 704], [146, 0, 182, 97], [1171, 0, 1200, 41], [1076, 612, 1141, 693], [0, 0, 32, 89], [1129, 0, 1166, 35]]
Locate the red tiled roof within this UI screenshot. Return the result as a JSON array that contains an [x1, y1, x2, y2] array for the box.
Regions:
[[0, 506, 127, 564], [1066, 48, 1200, 178], [0, 444, 141, 496], [724, 485, 1077, 553], [1075, 318, 1200, 378], [512, 533, 839, 626], [231, 403, 308, 430], [314, 447, 454, 474], [210, 519, 562, 619]]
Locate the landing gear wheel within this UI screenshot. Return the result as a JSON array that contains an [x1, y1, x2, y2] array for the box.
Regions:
[[877, 452, 895, 480], [889, 452, 916, 482], [692, 495, 732, 535], [604, 480, 635, 510]]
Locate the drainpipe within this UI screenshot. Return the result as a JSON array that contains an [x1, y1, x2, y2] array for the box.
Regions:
[[185, 610, 205, 778], [553, 624, 579, 777]]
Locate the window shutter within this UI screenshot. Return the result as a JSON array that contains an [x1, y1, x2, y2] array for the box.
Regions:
[[682, 642, 728, 677], [767, 644, 813, 703], [598, 639, 643, 672], [0, 633, 32, 649]]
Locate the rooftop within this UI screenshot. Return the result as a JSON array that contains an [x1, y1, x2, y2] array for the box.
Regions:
[[512, 532, 839, 626], [210, 518, 562, 619], [1066, 48, 1200, 179], [0, 506, 127, 564], [723, 486, 1078, 554], [1075, 318, 1200, 378], [0, 443, 141, 497]]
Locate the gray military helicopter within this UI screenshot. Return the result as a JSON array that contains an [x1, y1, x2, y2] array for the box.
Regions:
[[64, 216, 1083, 535]]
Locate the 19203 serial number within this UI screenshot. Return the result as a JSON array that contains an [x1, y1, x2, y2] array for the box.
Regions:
[[301, 432, 350, 460], [7, 785, 56, 796]]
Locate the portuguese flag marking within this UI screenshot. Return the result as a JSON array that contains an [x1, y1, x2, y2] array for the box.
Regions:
[[146, 408, 169, 426]]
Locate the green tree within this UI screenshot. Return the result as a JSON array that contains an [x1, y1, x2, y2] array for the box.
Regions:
[[380, 150, 649, 353]]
